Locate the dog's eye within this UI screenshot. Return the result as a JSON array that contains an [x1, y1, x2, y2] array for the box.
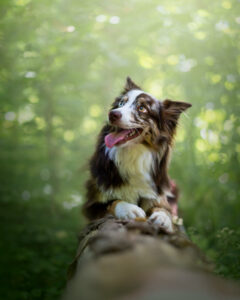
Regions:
[[118, 100, 125, 107], [138, 105, 147, 113]]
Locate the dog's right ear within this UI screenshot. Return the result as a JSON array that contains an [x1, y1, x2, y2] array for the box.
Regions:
[[124, 77, 141, 92]]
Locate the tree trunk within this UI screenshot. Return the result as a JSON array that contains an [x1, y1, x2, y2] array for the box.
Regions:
[[62, 216, 240, 300]]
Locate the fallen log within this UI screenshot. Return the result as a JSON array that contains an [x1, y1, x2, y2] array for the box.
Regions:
[[62, 216, 240, 300]]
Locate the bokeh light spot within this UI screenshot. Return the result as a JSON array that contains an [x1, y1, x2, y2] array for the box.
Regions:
[[109, 16, 120, 24], [138, 54, 154, 69], [5, 112, 16, 121], [64, 130, 75, 142], [222, 1, 232, 9], [82, 117, 97, 134], [89, 105, 102, 117], [167, 55, 179, 65], [194, 31, 206, 40], [96, 15, 107, 23]]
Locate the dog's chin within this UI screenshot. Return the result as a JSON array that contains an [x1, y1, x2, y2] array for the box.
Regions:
[[115, 126, 144, 147], [117, 132, 144, 148], [113, 126, 150, 148], [105, 122, 146, 148], [120, 128, 155, 149]]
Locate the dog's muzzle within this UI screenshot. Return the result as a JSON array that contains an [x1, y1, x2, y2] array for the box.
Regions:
[[109, 111, 122, 124]]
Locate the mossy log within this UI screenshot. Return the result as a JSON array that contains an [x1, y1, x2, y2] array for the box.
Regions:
[[62, 216, 240, 300]]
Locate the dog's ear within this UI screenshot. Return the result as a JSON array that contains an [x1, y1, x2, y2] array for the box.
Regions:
[[124, 76, 141, 92], [162, 99, 192, 131]]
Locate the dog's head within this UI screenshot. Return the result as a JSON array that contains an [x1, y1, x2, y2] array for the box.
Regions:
[[105, 77, 192, 149]]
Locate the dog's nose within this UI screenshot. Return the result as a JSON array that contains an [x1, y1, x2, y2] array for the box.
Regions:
[[109, 111, 122, 123]]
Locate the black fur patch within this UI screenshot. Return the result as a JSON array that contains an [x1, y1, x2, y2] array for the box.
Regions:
[[151, 146, 171, 194], [83, 178, 115, 220], [90, 124, 126, 190]]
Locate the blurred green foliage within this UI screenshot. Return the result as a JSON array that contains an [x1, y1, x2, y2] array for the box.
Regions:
[[0, 0, 240, 298]]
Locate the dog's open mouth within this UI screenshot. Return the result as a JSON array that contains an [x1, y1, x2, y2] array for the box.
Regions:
[[105, 128, 143, 148]]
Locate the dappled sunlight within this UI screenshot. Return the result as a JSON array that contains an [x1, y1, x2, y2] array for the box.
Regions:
[[175, 127, 186, 143], [89, 104, 102, 118], [195, 109, 226, 129], [0, 0, 240, 296], [5, 112, 16, 121], [138, 53, 154, 69], [147, 80, 163, 97], [1, 0, 239, 207], [193, 107, 238, 165], [63, 130, 75, 142], [62, 193, 82, 210], [35, 117, 46, 130], [82, 117, 98, 134], [1, 0, 239, 208], [18, 105, 35, 124]]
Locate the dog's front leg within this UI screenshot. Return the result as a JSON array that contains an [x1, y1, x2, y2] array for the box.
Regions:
[[108, 200, 146, 220], [149, 208, 174, 233], [148, 196, 174, 233]]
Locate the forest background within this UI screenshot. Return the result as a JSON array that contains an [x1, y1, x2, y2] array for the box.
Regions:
[[0, 0, 239, 299]]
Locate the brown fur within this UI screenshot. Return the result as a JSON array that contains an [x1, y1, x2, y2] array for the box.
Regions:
[[83, 77, 191, 221]]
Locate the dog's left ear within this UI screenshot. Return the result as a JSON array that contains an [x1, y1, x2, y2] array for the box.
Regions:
[[124, 76, 141, 92], [162, 99, 192, 129]]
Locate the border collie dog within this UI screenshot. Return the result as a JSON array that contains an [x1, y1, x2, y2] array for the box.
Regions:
[[83, 77, 191, 232]]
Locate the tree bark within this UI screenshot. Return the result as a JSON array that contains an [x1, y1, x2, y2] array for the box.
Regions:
[[62, 216, 240, 300]]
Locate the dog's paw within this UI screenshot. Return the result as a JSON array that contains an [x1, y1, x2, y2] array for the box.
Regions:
[[114, 201, 146, 220], [149, 210, 174, 233]]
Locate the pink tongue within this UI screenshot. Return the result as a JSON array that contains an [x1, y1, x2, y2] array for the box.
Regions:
[[105, 130, 131, 148]]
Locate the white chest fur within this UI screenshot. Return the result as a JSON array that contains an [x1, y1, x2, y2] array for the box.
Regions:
[[102, 144, 159, 203]]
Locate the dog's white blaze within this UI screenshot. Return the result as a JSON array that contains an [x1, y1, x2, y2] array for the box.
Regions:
[[127, 89, 145, 103], [113, 89, 144, 126], [112, 89, 159, 127], [102, 143, 159, 204]]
